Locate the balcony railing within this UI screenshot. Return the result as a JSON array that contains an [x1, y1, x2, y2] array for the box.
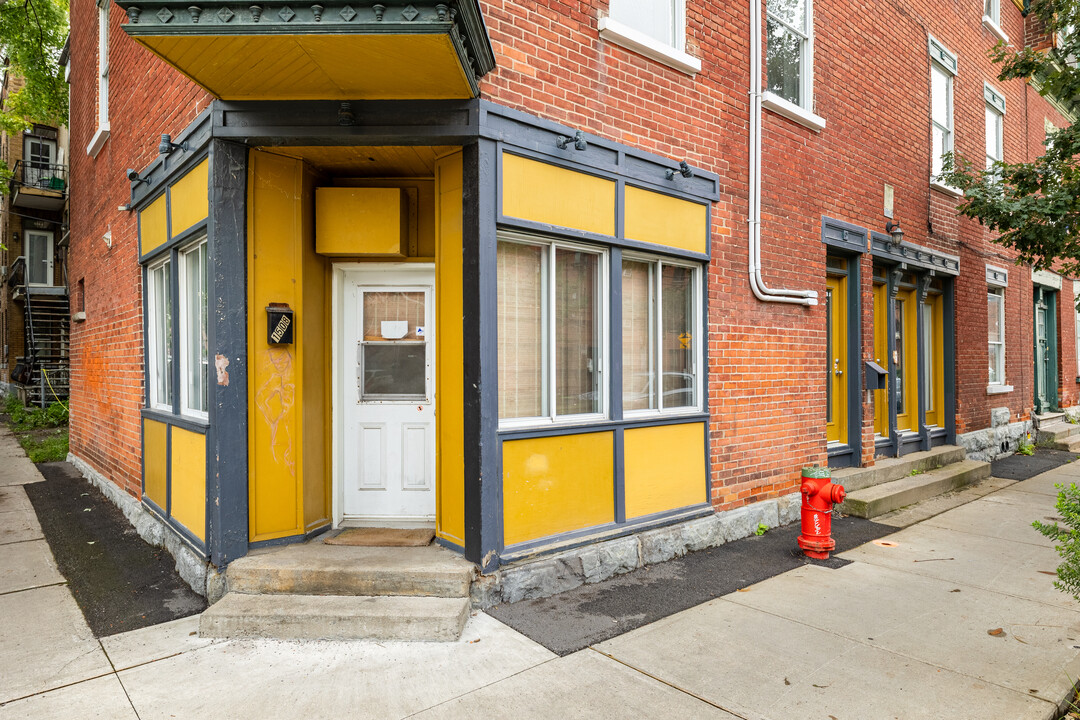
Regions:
[[11, 160, 67, 194]]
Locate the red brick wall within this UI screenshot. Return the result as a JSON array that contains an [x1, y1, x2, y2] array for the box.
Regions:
[[67, 0, 209, 496]]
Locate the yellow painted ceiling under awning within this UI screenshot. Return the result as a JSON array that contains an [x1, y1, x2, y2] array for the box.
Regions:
[[135, 33, 475, 100]]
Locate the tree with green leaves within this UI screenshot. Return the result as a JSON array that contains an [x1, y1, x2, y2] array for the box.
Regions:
[[941, 0, 1080, 275], [0, 0, 68, 135]]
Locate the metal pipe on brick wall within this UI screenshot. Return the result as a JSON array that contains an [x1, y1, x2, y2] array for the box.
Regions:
[[748, 0, 818, 307]]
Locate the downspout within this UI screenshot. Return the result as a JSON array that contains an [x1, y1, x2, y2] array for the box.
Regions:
[[749, 0, 818, 306]]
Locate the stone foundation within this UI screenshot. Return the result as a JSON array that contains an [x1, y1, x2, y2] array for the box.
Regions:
[[958, 408, 1032, 462]]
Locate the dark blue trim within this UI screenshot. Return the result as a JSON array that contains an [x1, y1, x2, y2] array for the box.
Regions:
[[247, 523, 332, 550], [609, 247, 624, 423], [498, 216, 709, 262], [500, 503, 713, 562], [130, 108, 214, 209], [435, 536, 465, 554], [165, 425, 172, 517], [140, 407, 209, 433], [613, 427, 626, 524]]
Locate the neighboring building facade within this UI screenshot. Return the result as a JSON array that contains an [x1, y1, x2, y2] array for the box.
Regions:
[[0, 72, 70, 407], [66, 0, 1077, 591]]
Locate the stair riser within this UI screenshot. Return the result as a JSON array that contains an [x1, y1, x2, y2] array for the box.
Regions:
[[841, 464, 990, 519], [200, 607, 469, 641], [838, 448, 966, 493], [226, 569, 471, 598], [1040, 426, 1080, 445]]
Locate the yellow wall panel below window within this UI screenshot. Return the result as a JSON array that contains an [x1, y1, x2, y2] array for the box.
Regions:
[[170, 427, 206, 542], [140, 194, 168, 256], [169, 159, 209, 237], [502, 432, 614, 546], [501, 154, 616, 237], [143, 419, 168, 509], [624, 186, 708, 255], [624, 423, 706, 519]]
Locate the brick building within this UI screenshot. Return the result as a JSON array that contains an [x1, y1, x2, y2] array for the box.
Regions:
[[66, 0, 1077, 626], [0, 71, 70, 407]]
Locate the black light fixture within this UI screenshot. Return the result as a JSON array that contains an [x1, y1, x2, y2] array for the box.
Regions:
[[158, 133, 188, 155], [666, 160, 695, 181], [885, 220, 904, 249], [556, 130, 587, 151], [126, 168, 149, 185]]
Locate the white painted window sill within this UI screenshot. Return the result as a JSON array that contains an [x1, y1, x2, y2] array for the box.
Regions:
[[987, 384, 1014, 395], [930, 179, 964, 198], [86, 125, 110, 158], [983, 15, 1010, 44], [762, 92, 826, 132], [598, 17, 701, 75]]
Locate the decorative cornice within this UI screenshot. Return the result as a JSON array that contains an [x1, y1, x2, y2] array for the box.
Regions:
[[114, 0, 496, 80], [986, 264, 1009, 287], [870, 233, 960, 276]]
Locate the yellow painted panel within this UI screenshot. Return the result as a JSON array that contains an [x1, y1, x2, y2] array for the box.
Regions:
[[248, 150, 304, 542], [503, 433, 614, 546], [624, 424, 706, 519], [139, 194, 168, 256], [435, 150, 465, 546], [624, 186, 708, 254], [143, 419, 168, 509], [169, 159, 209, 237], [316, 187, 406, 256], [502, 154, 616, 236], [170, 428, 206, 542], [137, 34, 473, 100], [302, 165, 331, 532]]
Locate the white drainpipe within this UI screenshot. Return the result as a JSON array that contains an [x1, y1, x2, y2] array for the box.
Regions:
[[748, 0, 818, 306]]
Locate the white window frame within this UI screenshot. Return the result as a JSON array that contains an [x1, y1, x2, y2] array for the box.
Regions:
[[621, 251, 703, 418], [985, 83, 1005, 173], [763, 0, 824, 131], [87, 0, 110, 157], [147, 257, 173, 412], [497, 232, 610, 430], [987, 286, 1007, 390], [983, 0, 1009, 43], [929, 37, 961, 196], [178, 238, 208, 420], [599, 0, 701, 75], [25, 230, 54, 288]]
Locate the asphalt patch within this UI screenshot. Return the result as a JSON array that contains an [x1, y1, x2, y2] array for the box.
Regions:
[[487, 516, 892, 655], [24, 462, 206, 637], [991, 448, 1079, 480]]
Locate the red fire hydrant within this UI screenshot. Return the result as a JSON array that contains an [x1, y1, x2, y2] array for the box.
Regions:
[[797, 466, 846, 560]]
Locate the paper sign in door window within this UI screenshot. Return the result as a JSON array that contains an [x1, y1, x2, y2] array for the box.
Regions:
[[381, 320, 408, 339]]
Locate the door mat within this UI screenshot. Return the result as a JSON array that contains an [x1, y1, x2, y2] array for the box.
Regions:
[[324, 527, 435, 547]]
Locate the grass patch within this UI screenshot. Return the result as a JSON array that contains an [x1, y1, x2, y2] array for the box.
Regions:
[[18, 428, 68, 462]]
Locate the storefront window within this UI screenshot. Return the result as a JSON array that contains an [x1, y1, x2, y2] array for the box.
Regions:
[[147, 258, 172, 410]]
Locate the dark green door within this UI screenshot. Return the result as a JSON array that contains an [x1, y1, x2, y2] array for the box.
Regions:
[[1034, 287, 1059, 414]]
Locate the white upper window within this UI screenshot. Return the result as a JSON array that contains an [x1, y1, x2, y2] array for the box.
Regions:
[[988, 288, 1005, 385], [87, 0, 110, 157], [766, 0, 813, 110], [985, 84, 1005, 171], [599, 0, 700, 75], [929, 37, 957, 187], [983, 0, 1009, 42]]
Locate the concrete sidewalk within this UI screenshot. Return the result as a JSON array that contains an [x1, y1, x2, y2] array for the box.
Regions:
[[3, 434, 1080, 719]]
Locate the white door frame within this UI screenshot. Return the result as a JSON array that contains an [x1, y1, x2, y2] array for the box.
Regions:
[[332, 262, 436, 528]]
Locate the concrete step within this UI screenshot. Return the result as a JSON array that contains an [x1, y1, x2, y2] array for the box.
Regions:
[[226, 544, 475, 598], [838, 459, 991, 519], [832, 445, 966, 493], [200, 593, 471, 641], [1037, 421, 1080, 448]]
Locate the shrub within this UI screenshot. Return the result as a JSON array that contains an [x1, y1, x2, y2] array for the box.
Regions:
[[1033, 483, 1080, 602]]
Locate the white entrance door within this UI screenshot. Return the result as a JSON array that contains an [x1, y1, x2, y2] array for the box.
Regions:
[[340, 266, 436, 522], [26, 231, 53, 287]]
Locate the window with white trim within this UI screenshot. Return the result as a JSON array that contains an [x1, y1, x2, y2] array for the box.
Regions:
[[1075, 289, 1080, 376], [988, 287, 1005, 385], [985, 84, 1005, 173], [766, 0, 813, 109], [930, 38, 957, 183], [622, 255, 700, 413], [497, 235, 607, 425], [599, 0, 699, 74], [87, 0, 110, 157], [984, 0, 999, 24], [179, 239, 208, 418], [147, 258, 173, 411]]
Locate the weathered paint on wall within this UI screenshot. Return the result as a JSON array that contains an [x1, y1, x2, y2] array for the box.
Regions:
[[502, 432, 614, 546], [435, 150, 465, 546], [623, 423, 706, 519]]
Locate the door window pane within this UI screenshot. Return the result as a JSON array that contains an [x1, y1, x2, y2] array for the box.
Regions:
[[661, 264, 694, 409], [27, 233, 50, 285], [922, 302, 934, 412], [622, 260, 656, 412], [498, 242, 546, 419], [826, 288, 833, 423], [895, 298, 905, 415], [555, 248, 599, 416], [361, 291, 427, 400]]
